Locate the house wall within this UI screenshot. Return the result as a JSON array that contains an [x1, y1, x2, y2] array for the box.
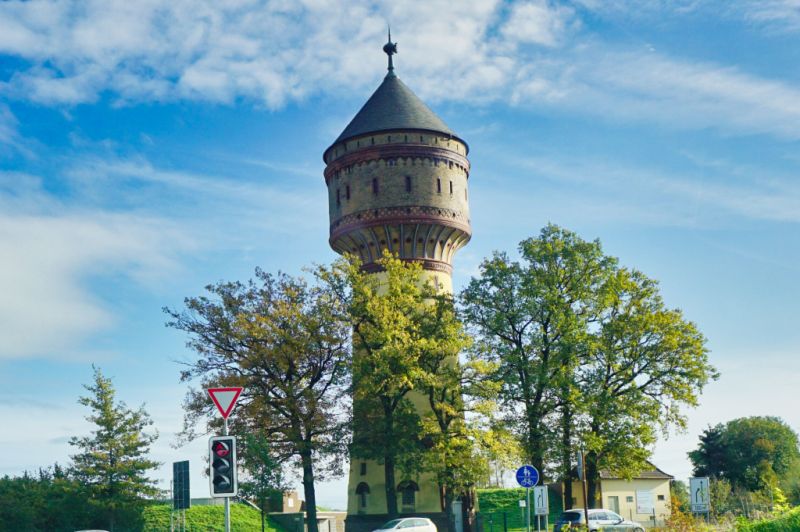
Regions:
[[564, 479, 671, 527], [601, 479, 671, 525]]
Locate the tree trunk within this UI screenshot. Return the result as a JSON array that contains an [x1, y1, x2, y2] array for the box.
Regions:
[[444, 488, 455, 532], [300, 449, 319, 532], [385, 454, 398, 517], [585, 451, 599, 509]]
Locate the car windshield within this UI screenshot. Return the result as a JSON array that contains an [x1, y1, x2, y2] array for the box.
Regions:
[[558, 512, 582, 522], [378, 520, 405, 530]]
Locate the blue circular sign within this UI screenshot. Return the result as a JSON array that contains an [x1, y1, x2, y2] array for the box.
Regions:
[[516, 465, 539, 488]]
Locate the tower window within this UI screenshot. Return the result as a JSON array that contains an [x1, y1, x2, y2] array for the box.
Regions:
[[465, 188, 468, 200], [336, 189, 340, 206], [371, 137, 375, 145], [360, 462, 367, 475], [356, 482, 370, 512], [387, 135, 391, 142], [420, 135, 424, 142], [397, 481, 418, 512], [437, 178, 441, 193], [346, 185, 350, 200], [404, 135, 408, 142], [449, 181, 453, 194], [372, 178, 379, 195], [405, 175, 412, 192]]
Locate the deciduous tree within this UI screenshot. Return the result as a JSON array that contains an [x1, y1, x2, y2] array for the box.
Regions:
[[166, 269, 350, 532]]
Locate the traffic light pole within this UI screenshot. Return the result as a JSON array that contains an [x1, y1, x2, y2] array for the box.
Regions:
[[224, 418, 231, 532]]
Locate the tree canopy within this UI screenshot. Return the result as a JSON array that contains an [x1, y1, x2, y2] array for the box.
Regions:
[[690, 416, 800, 493], [461, 225, 717, 507], [166, 268, 351, 532]]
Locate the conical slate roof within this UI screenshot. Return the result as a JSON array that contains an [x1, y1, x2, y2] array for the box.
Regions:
[[333, 72, 459, 144]]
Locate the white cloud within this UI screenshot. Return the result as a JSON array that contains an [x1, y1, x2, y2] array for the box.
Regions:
[[501, 1, 575, 47], [2, 1, 800, 137], [0, 176, 191, 359]]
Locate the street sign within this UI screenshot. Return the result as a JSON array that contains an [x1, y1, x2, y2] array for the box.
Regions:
[[690, 477, 710, 513], [636, 490, 654, 514], [209, 436, 238, 497], [516, 465, 539, 488], [172, 460, 190, 510], [533, 486, 548, 516], [207, 387, 243, 419]]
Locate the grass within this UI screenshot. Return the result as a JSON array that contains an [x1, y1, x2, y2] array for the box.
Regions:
[[737, 506, 800, 531], [143, 503, 286, 532]]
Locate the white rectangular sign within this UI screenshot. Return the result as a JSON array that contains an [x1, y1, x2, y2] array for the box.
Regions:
[[533, 486, 549, 516], [690, 477, 710, 513], [636, 490, 654, 514]]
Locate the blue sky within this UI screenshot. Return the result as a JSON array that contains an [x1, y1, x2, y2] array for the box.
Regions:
[[1, 0, 799, 509]]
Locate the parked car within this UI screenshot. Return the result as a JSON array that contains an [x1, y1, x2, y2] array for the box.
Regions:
[[372, 517, 437, 532], [554, 509, 644, 532]]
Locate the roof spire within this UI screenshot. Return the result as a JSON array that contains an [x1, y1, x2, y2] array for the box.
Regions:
[[382, 26, 398, 76]]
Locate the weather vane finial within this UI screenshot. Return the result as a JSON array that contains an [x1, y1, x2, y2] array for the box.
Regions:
[[382, 26, 398, 74]]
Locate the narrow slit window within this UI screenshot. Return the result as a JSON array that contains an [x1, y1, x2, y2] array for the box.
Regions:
[[437, 178, 441, 193], [360, 462, 367, 475], [336, 189, 340, 206], [405, 175, 412, 192], [346, 185, 351, 200], [449, 181, 453, 194], [372, 178, 379, 195]]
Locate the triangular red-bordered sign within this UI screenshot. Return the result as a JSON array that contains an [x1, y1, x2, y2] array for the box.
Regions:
[[207, 387, 243, 419]]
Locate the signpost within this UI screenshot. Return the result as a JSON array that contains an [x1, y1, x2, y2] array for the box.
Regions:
[[208, 387, 243, 532], [533, 485, 548, 532], [516, 465, 539, 532], [690, 477, 710, 514], [172, 460, 190, 532]]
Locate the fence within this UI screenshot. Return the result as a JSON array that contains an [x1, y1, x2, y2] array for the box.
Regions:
[[476, 510, 555, 532]]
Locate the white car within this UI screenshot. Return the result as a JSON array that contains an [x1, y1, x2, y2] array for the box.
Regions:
[[554, 509, 644, 532], [373, 517, 437, 532]]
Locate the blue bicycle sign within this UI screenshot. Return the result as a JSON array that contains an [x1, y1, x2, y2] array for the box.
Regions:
[[516, 465, 539, 488]]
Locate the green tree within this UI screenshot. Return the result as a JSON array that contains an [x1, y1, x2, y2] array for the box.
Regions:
[[689, 416, 800, 493], [69, 366, 160, 531], [239, 432, 287, 532], [461, 225, 716, 508], [323, 252, 478, 518], [460, 225, 616, 504], [580, 267, 714, 505], [167, 269, 351, 532]]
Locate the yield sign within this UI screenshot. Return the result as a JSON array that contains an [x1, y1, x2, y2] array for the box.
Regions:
[[207, 387, 243, 419]]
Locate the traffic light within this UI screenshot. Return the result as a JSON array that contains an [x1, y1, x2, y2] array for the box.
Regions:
[[209, 436, 237, 497]]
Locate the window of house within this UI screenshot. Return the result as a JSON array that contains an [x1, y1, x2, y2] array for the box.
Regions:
[[657, 494, 665, 501], [626, 496, 634, 503]]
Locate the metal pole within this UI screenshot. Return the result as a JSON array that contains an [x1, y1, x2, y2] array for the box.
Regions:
[[224, 418, 231, 532], [526, 487, 531, 532], [581, 449, 589, 529]]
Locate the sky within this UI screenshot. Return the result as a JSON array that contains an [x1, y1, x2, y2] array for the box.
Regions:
[[1, 0, 799, 511]]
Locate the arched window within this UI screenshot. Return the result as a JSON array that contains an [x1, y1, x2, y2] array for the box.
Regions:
[[397, 480, 419, 512], [356, 482, 370, 512]]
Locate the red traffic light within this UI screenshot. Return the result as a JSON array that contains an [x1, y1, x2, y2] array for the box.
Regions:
[[213, 441, 230, 458]]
